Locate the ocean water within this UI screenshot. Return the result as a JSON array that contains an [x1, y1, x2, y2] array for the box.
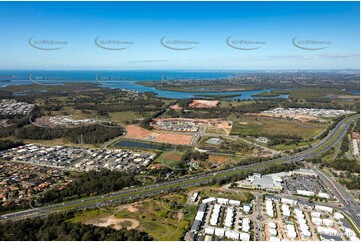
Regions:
[[0, 70, 289, 100]]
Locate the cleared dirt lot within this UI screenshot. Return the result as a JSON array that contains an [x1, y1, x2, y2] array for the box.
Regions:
[[189, 99, 219, 108], [85, 214, 140, 230], [125, 125, 193, 145], [169, 104, 183, 110], [208, 155, 233, 164]]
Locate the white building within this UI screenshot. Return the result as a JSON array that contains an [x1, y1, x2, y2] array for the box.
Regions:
[[311, 212, 321, 218], [224, 207, 234, 227], [286, 224, 297, 239], [315, 205, 333, 213], [268, 222, 277, 229], [317, 192, 330, 199], [229, 199, 241, 206], [294, 209, 311, 238], [242, 218, 250, 232], [297, 190, 315, 197], [202, 197, 216, 204], [215, 228, 225, 237], [269, 229, 278, 236], [266, 200, 274, 218], [225, 230, 239, 240], [239, 232, 250, 241], [195, 211, 205, 221], [210, 204, 221, 226], [190, 192, 198, 202], [317, 226, 339, 236], [282, 204, 291, 217], [243, 205, 251, 213], [322, 219, 334, 227], [334, 212, 344, 220], [205, 227, 214, 235], [312, 217, 322, 226], [281, 198, 297, 206]]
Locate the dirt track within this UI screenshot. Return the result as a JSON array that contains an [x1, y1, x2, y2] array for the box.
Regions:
[[85, 215, 140, 230]]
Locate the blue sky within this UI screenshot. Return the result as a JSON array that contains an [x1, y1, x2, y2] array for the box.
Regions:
[[0, 1, 359, 70]]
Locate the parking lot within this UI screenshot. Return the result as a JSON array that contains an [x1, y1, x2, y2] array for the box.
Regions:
[[283, 174, 332, 199]]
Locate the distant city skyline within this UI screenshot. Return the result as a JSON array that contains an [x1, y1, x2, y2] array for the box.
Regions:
[[0, 1, 359, 70]]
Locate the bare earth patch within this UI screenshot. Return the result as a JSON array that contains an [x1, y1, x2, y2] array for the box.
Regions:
[[189, 99, 219, 108], [163, 152, 183, 161], [85, 215, 140, 230], [149, 164, 164, 169], [125, 125, 193, 145], [176, 212, 184, 221], [170, 104, 183, 110], [117, 203, 140, 213], [208, 155, 232, 164]]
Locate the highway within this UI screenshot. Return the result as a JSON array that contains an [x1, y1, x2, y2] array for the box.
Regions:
[[0, 115, 359, 226]]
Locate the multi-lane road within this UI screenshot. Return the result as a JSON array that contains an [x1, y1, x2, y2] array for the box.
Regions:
[[0, 115, 359, 228], [313, 167, 360, 231]]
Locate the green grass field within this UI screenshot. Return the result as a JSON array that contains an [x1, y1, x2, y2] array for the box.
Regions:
[[109, 111, 144, 123], [152, 151, 184, 169], [273, 140, 315, 151], [70, 193, 195, 241], [231, 116, 328, 139], [205, 127, 228, 135]]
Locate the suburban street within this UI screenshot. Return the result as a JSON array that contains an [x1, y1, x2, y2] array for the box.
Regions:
[[0, 115, 359, 229]]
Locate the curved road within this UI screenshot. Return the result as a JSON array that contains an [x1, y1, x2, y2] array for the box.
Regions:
[[0, 115, 359, 227]]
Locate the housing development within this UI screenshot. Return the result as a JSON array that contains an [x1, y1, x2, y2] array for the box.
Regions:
[[1, 144, 155, 172], [187, 195, 358, 241], [0, 99, 34, 117], [0, 1, 360, 242]]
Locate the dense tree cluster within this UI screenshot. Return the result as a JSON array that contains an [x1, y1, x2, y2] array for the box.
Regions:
[[139, 108, 167, 130], [37, 170, 140, 204], [0, 139, 24, 151], [73, 98, 165, 113], [0, 107, 40, 138], [219, 140, 252, 153], [0, 212, 152, 241], [339, 174, 360, 190], [330, 158, 360, 174], [182, 150, 209, 162], [15, 124, 124, 144]]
